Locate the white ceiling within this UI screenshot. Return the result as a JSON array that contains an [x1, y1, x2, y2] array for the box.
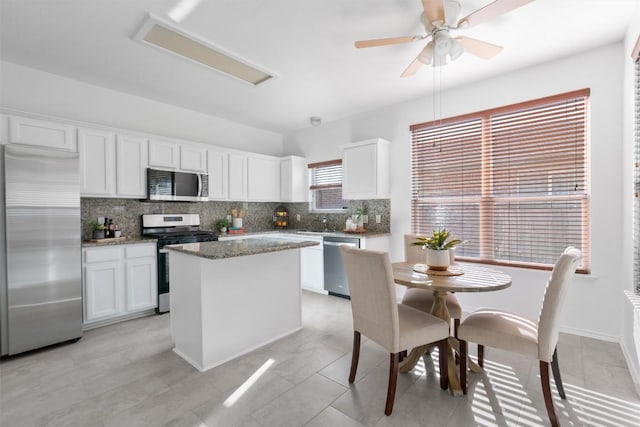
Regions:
[[0, 0, 637, 134]]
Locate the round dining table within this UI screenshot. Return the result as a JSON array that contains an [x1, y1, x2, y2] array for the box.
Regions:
[[392, 262, 512, 395]]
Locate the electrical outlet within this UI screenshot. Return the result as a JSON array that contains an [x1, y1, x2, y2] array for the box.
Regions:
[[296, 214, 301, 221], [362, 215, 368, 224], [98, 217, 105, 224], [376, 214, 381, 223]]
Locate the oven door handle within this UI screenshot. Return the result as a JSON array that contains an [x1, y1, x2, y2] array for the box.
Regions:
[[159, 248, 170, 254]]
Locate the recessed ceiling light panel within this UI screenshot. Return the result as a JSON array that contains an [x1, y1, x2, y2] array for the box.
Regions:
[[133, 13, 276, 86]]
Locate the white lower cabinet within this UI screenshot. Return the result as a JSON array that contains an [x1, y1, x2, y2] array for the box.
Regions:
[[300, 242, 324, 293], [83, 243, 157, 327], [84, 260, 122, 322]]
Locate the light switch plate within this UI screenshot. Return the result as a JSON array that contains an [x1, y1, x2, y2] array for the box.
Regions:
[[296, 214, 301, 221], [376, 215, 381, 223], [362, 215, 368, 224]]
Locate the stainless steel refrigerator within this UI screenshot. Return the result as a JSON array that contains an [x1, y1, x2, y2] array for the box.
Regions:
[[1, 144, 82, 356]]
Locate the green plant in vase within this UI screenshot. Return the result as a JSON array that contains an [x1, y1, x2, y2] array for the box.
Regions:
[[216, 218, 230, 233], [412, 228, 463, 270], [89, 220, 106, 240]]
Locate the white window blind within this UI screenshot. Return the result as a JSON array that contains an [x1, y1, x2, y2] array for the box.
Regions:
[[308, 160, 346, 210], [411, 89, 590, 272]]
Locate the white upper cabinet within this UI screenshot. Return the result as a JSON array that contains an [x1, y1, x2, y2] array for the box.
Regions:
[[116, 134, 148, 198], [281, 155, 308, 202], [148, 139, 179, 169], [208, 148, 229, 200], [180, 145, 207, 173], [228, 152, 248, 201], [78, 128, 116, 196], [8, 115, 76, 151], [342, 138, 390, 200], [247, 155, 280, 201]]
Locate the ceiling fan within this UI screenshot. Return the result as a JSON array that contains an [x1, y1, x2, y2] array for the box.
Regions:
[[355, 0, 535, 77]]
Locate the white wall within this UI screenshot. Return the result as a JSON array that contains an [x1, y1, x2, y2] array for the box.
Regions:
[[0, 61, 283, 156], [622, 4, 640, 393], [284, 42, 626, 341]]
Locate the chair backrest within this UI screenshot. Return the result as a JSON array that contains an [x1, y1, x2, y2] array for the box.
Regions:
[[537, 246, 582, 361], [404, 234, 426, 264], [340, 246, 400, 352]]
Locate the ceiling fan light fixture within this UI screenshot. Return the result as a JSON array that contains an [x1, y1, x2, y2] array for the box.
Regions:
[[433, 31, 452, 58], [449, 37, 464, 60]]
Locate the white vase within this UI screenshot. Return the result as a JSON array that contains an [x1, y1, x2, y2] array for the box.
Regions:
[[427, 249, 450, 271]]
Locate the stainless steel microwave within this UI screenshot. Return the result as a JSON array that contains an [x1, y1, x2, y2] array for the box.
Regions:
[[147, 168, 209, 202]]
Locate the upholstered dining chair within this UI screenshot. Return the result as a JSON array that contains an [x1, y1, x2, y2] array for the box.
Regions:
[[457, 247, 582, 427], [340, 246, 451, 415], [401, 234, 463, 336]]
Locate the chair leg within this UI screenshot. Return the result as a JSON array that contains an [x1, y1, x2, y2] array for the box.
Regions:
[[438, 339, 449, 390], [399, 349, 407, 362], [551, 346, 566, 400], [540, 360, 559, 427], [453, 318, 460, 338], [459, 339, 468, 394], [385, 353, 399, 415], [478, 344, 484, 368], [349, 331, 361, 384]]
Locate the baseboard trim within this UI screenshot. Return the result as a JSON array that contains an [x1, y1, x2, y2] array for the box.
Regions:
[[558, 325, 619, 342]]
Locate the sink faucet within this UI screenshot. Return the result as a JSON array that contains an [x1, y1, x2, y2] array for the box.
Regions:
[[321, 215, 328, 231]]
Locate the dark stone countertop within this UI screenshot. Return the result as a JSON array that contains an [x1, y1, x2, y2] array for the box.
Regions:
[[82, 237, 156, 248], [165, 237, 319, 260], [218, 230, 391, 239]]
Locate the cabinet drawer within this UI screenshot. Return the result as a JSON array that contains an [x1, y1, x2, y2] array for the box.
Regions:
[[84, 247, 122, 263], [125, 244, 156, 259]]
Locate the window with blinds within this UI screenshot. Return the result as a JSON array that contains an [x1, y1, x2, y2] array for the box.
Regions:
[[308, 160, 346, 211], [411, 89, 590, 272]]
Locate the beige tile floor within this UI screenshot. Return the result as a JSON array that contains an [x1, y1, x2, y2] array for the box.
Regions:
[[1, 291, 639, 427]]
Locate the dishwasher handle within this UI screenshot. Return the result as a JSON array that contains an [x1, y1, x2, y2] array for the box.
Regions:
[[324, 241, 358, 247]]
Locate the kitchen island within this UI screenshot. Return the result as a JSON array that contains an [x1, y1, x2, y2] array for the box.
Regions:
[[165, 238, 319, 372]]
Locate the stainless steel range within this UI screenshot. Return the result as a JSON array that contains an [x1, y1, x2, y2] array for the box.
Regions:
[[142, 214, 217, 313]]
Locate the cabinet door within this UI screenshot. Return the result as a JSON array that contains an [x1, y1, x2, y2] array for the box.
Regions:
[[116, 134, 148, 197], [228, 153, 247, 200], [8, 116, 76, 151], [301, 246, 324, 293], [78, 128, 116, 196], [342, 142, 377, 199], [208, 149, 229, 200], [180, 145, 207, 173], [84, 262, 123, 322], [342, 139, 390, 200], [281, 156, 308, 202], [148, 140, 179, 169], [124, 257, 157, 312], [247, 155, 279, 201], [280, 158, 292, 202]]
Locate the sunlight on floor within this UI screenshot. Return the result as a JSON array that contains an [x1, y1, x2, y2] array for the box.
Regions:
[[464, 357, 640, 427], [223, 358, 275, 408]]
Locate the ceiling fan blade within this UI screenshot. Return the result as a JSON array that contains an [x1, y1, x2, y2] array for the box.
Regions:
[[355, 36, 421, 48], [422, 0, 445, 26], [457, 36, 503, 59], [457, 0, 534, 28], [401, 58, 423, 78]]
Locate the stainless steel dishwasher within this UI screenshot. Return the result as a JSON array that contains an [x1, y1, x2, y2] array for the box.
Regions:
[[323, 236, 360, 298]]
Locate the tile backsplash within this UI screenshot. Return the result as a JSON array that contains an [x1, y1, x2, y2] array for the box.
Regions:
[[81, 198, 390, 240]]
